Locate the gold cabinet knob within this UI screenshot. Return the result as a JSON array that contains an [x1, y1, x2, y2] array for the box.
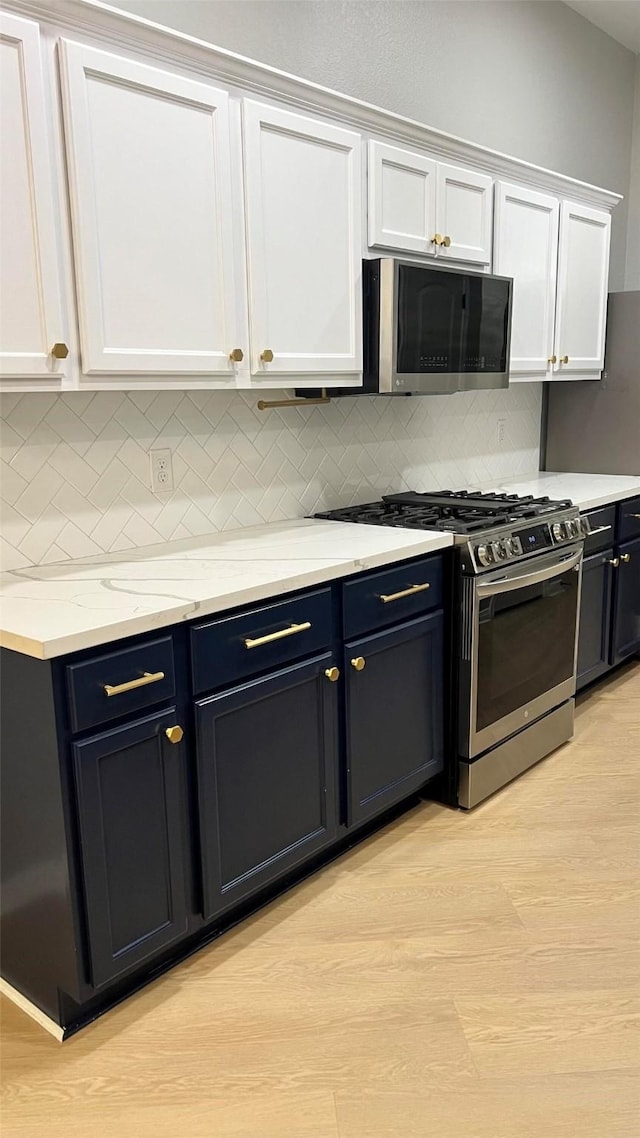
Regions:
[[442, 235, 452, 247], [260, 349, 274, 363], [229, 348, 244, 363], [560, 355, 569, 364], [51, 342, 69, 360], [165, 725, 184, 744], [548, 355, 557, 364], [607, 557, 620, 567], [325, 666, 340, 682], [431, 233, 444, 246], [351, 656, 366, 672], [621, 553, 631, 563]]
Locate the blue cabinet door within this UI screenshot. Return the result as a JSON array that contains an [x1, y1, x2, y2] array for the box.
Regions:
[[72, 709, 189, 988], [344, 612, 444, 827], [576, 549, 614, 691], [612, 536, 640, 664], [195, 653, 338, 920]]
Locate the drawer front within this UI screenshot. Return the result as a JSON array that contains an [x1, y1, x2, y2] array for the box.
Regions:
[[191, 588, 332, 696], [617, 496, 640, 543], [343, 554, 443, 638], [582, 505, 616, 555], [66, 637, 176, 734]]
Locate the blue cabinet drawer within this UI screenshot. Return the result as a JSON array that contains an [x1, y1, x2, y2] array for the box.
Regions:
[[583, 505, 616, 555], [66, 637, 176, 734], [191, 588, 332, 696], [617, 496, 640, 543], [343, 554, 443, 638]]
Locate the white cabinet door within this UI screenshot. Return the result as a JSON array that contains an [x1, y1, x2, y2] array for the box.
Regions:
[[242, 100, 362, 379], [368, 140, 437, 255], [494, 182, 559, 376], [436, 162, 493, 265], [554, 201, 611, 374], [59, 41, 240, 377], [0, 12, 66, 380]]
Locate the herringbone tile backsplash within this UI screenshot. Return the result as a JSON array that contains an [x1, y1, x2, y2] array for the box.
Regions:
[[0, 385, 542, 569]]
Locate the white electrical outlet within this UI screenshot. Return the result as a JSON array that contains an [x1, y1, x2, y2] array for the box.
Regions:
[[150, 448, 174, 493], [497, 419, 506, 447]]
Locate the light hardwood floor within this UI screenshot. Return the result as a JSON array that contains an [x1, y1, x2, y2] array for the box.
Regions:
[[2, 662, 639, 1137]]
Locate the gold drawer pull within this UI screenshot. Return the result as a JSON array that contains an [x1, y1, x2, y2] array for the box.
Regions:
[[260, 349, 274, 363], [229, 347, 244, 363], [560, 355, 569, 364], [351, 656, 366, 672], [165, 725, 183, 744], [621, 553, 631, 563], [103, 670, 165, 696], [244, 621, 311, 649], [432, 233, 444, 246], [51, 342, 69, 359], [325, 666, 340, 682], [379, 583, 430, 604], [629, 514, 640, 520], [442, 235, 452, 247], [606, 557, 620, 568], [547, 355, 557, 364]]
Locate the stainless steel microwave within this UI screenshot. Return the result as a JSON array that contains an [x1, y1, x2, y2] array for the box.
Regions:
[[361, 257, 513, 396]]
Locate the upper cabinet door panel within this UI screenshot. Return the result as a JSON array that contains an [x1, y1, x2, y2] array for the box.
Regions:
[[242, 100, 362, 377], [436, 162, 493, 265], [368, 141, 437, 255], [0, 13, 65, 380], [59, 41, 238, 376], [493, 182, 559, 375], [554, 201, 611, 373]]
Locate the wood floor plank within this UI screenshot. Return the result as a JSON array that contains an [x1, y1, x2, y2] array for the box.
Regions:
[[1, 661, 639, 1136]]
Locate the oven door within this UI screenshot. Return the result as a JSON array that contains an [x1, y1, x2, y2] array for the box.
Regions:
[[460, 545, 582, 759]]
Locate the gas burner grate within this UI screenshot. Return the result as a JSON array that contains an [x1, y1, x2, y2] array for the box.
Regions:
[[314, 489, 575, 535]]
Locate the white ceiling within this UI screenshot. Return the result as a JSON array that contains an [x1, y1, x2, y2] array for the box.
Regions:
[[564, 2, 640, 53]]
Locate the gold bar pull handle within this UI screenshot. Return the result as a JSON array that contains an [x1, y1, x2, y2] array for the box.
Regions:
[[104, 670, 165, 697], [244, 621, 311, 649], [379, 582, 431, 604]]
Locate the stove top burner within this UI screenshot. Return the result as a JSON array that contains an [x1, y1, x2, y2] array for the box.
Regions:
[[314, 489, 575, 535]]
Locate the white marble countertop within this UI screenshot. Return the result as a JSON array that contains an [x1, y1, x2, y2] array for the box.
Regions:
[[478, 471, 640, 512], [0, 519, 453, 660]]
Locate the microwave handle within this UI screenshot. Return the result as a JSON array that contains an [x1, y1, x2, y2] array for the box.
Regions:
[[477, 549, 582, 598]]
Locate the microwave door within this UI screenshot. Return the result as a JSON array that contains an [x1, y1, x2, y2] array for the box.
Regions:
[[458, 275, 511, 392], [394, 264, 461, 394]]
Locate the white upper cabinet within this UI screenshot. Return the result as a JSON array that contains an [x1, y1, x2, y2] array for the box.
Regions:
[[0, 12, 66, 381], [368, 143, 492, 265], [242, 100, 362, 380], [435, 163, 493, 265], [494, 182, 559, 376], [59, 41, 240, 377], [554, 201, 611, 374], [368, 141, 436, 255]]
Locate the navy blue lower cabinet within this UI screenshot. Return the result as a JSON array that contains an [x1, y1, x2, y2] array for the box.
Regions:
[[611, 536, 640, 664], [576, 549, 614, 691], [72, 709, 189, 988], [195, 653, 339, 920], [344, 612, 444, 827]]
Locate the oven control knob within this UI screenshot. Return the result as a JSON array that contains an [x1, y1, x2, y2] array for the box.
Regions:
[[580, 516, 591, 536], [506, 537, 518, 557], [476, 544, 493, 566], [552, 521, 565, 542], [491, 541, 507, 561]]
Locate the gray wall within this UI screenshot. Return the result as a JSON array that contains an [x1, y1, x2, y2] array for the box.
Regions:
[[625, 57, 640, 290], [116, 0, 636, 288]]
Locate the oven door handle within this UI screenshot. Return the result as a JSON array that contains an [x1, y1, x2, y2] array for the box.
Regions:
[[476, 549, 582, 597]]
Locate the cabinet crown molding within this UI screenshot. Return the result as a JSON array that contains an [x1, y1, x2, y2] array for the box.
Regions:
[[5, 0, 623, 212]]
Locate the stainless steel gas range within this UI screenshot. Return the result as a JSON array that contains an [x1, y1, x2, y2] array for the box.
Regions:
[[316, 489, 591, 808]]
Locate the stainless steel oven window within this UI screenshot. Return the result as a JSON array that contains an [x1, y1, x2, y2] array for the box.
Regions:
[[460, 546, 583, 759]]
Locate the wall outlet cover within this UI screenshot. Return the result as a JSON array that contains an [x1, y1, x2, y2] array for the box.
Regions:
[[150, 448, 174, 493]]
